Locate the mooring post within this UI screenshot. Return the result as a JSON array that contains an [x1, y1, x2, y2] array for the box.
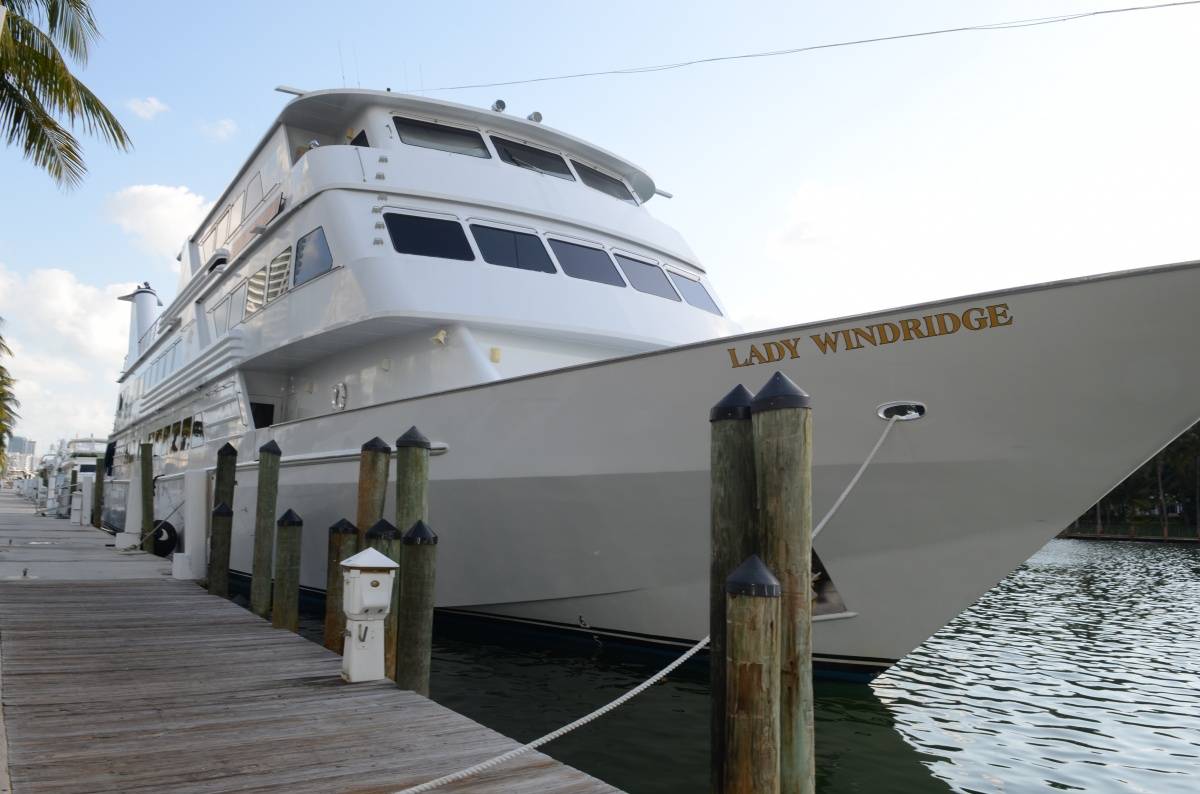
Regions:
[[250, 440, 282, 619], [324, 518, 359, 653], [395, 426, 430, 531], [355, 437, 392, 547], [272, 509, 303, 631], [208, 502, 233, 598], [710, 383, 757, 791], [365, 519, 402, 679], [724, 554, 782, 794], [395, 520, 437, 696], [139, 442, 154, 553], [751, 371, 814, 794], [91, 458, 105, 528], [214, 442, 237, 511]]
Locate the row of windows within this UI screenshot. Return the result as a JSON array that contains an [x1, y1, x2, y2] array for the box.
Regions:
[[383, 212, 722, 315], [198, 172, 270, 266], [209, 227, 335, 340], [147, 416, 206, 458], [391, 116, 639, 206]]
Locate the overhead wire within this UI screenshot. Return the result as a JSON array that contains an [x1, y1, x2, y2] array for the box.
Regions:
[[409, 1, 1200, 93]]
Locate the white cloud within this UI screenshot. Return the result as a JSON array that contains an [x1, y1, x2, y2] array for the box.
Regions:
[[126, 96, 169, 120], [201, 119, 237, 141], [107, 184, 211, 264], [0, 264, 130, 449]]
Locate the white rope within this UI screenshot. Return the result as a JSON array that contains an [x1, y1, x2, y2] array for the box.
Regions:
[[396, 411, 901, 792], [393, 634, 711, 794], [812, 415, 898, 540]]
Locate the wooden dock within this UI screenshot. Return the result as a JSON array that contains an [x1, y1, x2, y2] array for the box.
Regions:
[[0, 491, 622, 794]]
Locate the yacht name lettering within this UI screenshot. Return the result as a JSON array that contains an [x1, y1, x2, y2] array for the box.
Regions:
[[726, 303, 1014, 367]]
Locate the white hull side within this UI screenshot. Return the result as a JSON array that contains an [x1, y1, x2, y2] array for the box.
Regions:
[[191, 261, 1200, 669]]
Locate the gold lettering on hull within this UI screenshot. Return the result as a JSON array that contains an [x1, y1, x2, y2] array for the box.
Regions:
[[726, 303, 1015, 367]]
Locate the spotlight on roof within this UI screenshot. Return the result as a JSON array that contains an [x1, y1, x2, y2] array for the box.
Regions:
[[526, 111, 543, 123], [491, 99, 506, 112]]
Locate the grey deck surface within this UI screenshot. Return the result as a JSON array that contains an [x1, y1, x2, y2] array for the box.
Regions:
[[0, 492, 621, 793]]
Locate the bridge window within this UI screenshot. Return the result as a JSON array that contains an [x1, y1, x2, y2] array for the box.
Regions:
[[573, 161, 636, 204], [615, 255, 680, 301], [266, 247, 293, 297], [548, 239, 625, 287], [669, 272, 722, 315], [294, 229, 332, 287], [244, 267, 267, 316], [470, 224, 555, 274], [350, 130, 369, 147], [393, 116, 490, 158], [492, 136, 574, 180], [384, 213, 474, 261]]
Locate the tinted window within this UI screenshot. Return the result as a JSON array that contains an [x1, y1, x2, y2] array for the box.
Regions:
[[470, 225, 555, 274], [244, 174, 263, 216], [492, 137, 574, 180], [615, 255, 680, 301], [350, 130, 369, 147], [573, 161, 636, 204], [669, 272, 722, 315], [266, 247, 292, 299], [393, 116, 490, 158], [294, 228, 333, 286], [548, 240, 624, 287], [384, 213, 474, 261], [244, 267, 267, 316]]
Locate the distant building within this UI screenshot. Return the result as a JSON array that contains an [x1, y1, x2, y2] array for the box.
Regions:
[[8, 437, 35, 457]]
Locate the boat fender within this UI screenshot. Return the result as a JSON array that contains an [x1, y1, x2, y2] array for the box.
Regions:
[[151, 521, 178, 557]]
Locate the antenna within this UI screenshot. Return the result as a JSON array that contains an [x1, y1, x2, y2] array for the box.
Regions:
[[275, 86, 307, 96], [337, 41, 346, 87]]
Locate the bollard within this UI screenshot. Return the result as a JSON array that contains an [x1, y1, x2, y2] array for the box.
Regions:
[[214, 442, 237, 511], [91, 458, 105, 528], [394, 426, 430, 532], [365, 519, 402, 679], [139, 443, 154, 553], [355, 437, 392, 547], [395, 520, 437, 696], [724, 555, 782, 794], [272, 509, 303, 631], [250, 440, 282, 619], [208, 502, 233, 598], [751, 371, 814, 794], [710, 383, 757, 790], [324, 518, 359, 653]]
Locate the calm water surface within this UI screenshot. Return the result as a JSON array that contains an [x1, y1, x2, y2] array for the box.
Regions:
[[416, 540, 1200, 793]]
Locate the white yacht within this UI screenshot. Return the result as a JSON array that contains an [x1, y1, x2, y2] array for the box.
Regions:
[[106, 87, 1200, 677]]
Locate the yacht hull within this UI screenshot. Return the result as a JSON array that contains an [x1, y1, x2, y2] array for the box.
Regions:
[[183, 261, 1200, 675]]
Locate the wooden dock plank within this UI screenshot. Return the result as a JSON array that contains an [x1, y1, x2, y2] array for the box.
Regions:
[[0, 493, 621, 794]]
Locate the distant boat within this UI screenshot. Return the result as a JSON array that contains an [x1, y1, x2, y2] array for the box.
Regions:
[[104, 88, 1200, 677]]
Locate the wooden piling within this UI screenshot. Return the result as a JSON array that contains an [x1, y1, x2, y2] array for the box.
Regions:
[[208, 502, 233, 598], [395, 519, 437, 696], [139, 442, 154, 553], [724, 554, 782, 794], [91, 459, 105, 528], [710, 383, 757, 791], [250, 440, 282, 619], [394, 426, 430, 532], [272, 509, 303, 632], [323, 518, 358, 653], [214, 442, 237, 511], [355, 437, 392, 546], [751, 371, 814, 794], [365, 519, 402, 679]]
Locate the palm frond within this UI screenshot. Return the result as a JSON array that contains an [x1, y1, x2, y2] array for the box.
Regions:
[[3, 0, 100, 63]]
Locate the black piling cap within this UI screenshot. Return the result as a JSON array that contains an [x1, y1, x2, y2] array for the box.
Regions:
[[709, 384, 753, 422], [395, 425, 431, 449], [259, 439, 281, 456], [402, 520, 438, 545], [751, 371, 811, 413], [366, 518, 400, 540], [217, 442, 238, 458], [212, 501, 233, 517], [361, 436, 392, 453], [329, 518, 357, 536], [725, 554, 781, 597], [277, 508, 303, 527]]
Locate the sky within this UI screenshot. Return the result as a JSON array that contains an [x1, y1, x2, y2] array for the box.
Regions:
[[1, 0, 1199, 449]]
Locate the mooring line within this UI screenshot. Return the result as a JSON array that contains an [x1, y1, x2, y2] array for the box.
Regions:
[[812, 414, 898, 540]]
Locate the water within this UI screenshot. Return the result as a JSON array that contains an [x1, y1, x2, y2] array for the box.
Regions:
[[415, 540, 1200, 793]]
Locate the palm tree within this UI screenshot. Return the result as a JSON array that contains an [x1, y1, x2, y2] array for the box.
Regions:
[[0, 321, 18, 474], [0, 0, 130, 187]]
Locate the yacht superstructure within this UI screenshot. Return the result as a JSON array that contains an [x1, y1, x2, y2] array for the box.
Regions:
[[105, 88, 1200, 677]]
